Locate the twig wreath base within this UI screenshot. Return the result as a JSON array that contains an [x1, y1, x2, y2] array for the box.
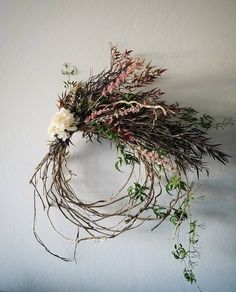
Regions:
[[30, 46, 232, 285]]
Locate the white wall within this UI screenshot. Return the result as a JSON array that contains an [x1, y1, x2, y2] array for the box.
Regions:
[[0, 0, 236, 291]]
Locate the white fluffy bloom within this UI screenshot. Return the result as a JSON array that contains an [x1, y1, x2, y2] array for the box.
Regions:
[[48, 108, 77, 141]]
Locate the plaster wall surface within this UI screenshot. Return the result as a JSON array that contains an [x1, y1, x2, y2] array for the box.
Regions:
[[0, 1, 235, 291]]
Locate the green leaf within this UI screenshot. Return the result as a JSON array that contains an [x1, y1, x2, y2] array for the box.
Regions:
[[172, 244, 187, 260], [128, 183, 149, 202], [170, 208, 188, 226], [152, 205, 167, 219], [115, 144, 139, 171], [115, 157, 123, 172], [183, 269, 196, 284], [166, 176, 187, 195]]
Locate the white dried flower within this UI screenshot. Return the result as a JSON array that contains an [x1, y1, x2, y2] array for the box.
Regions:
[[48, 108, 77, 141]]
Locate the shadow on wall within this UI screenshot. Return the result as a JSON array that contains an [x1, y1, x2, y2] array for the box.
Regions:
[[137, 51, 236, 116], [192, 174, 236, 222], [66, 124, 236, 217]]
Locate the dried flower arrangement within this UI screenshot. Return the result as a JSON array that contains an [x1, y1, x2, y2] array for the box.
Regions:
[[30, 46, 233, 285]]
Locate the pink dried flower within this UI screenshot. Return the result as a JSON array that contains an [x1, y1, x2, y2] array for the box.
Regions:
[[85, 107, 112, 123], [102, 61, 139, 96]]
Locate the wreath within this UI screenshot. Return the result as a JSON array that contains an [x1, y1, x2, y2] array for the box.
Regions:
[[30, 45, 232, 285]]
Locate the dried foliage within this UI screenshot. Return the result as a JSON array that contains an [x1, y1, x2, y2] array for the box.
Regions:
[[30, 46, 232, 285]]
